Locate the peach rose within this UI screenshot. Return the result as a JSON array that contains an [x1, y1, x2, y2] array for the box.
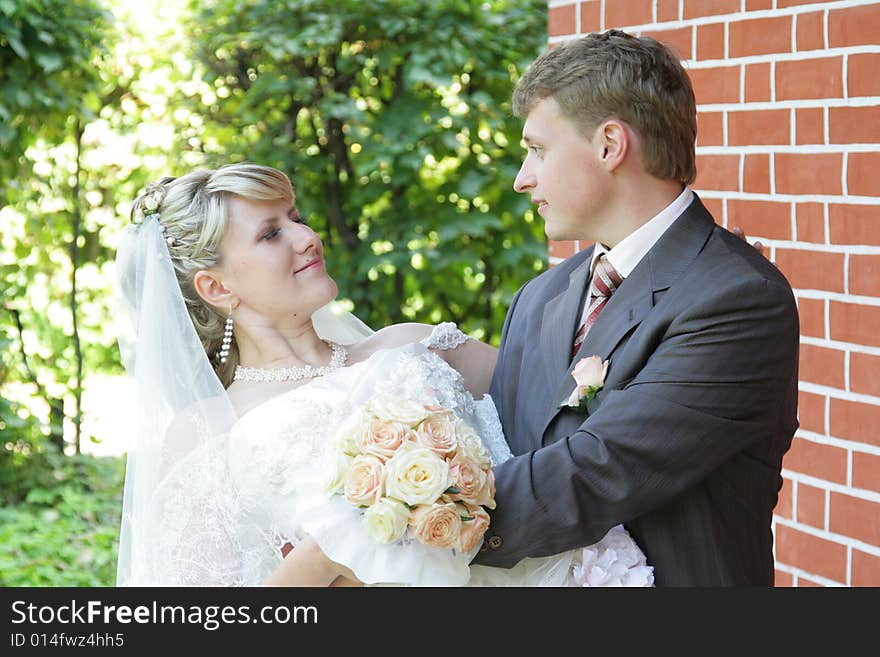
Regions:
[[343, 455, 385, 506], [566, 355, 609, 407], [415, 412, 458, 457], [356, 418, 414, 461], [409, 502, 462, 549], [447, 453, 489, 505], [457, 505, 491, 553]]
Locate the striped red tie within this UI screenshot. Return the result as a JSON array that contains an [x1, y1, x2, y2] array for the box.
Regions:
[[572, 255, 624, 359]]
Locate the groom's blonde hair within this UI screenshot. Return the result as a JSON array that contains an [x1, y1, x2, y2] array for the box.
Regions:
[[513, 29, 697, 185], [129, 163, 294, 387]]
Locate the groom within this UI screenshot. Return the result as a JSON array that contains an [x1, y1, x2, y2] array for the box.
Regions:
[[472, 30, 799, 585]]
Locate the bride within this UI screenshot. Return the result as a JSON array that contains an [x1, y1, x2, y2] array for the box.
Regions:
[[114, 163, 653, 587]]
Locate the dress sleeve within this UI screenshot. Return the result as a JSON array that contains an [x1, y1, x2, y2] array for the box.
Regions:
[[420, 321, 469, 351]]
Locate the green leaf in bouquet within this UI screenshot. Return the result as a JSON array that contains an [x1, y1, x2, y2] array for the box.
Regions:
[[445, 486, 461, 494]]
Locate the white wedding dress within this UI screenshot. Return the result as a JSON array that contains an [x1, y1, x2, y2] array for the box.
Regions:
[[138, 323, 653, 587]]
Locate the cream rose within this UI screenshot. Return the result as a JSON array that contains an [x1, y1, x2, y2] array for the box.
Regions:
[[383, 444, 450, 506], [356, 418, 414, 461], [323, 451, 354, 496], [332, 410, 368, 457], [362, 498, 410, 544], [409, 502, 462, 549], [454, 422, 492, 469], [343, 455, 386, 506], [368, 395, 431, 425], [457, 505, 491, 552], [415, 412, 458, 457]]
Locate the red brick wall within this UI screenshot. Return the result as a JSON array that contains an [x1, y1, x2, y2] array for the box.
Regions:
[[545, 0, 880, 586]]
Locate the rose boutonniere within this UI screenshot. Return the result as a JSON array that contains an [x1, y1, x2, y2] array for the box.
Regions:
[[562, 355, 609, 412]]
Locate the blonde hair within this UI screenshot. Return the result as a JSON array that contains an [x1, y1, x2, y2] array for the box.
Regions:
[[129, 163, 295, 387], [513, 30, 697, 185]]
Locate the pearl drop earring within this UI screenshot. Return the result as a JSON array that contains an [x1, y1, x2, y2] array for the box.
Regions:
[[219, 304, 233, 364]]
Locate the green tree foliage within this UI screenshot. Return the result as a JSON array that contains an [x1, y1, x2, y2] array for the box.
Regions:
[[180, 0, 548, 341]]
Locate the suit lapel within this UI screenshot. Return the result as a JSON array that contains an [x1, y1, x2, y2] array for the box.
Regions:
[[542, 195, 718, 435]]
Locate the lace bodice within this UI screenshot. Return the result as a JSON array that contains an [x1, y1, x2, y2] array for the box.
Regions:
[[223, 324, 511, 584]]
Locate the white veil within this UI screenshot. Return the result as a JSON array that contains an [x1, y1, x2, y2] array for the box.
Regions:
[[114, 218, 373, 585]]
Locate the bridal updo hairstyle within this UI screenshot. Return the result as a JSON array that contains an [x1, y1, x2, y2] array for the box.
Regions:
[[512, 29, 697, 186], [129, 163, 295, 387]]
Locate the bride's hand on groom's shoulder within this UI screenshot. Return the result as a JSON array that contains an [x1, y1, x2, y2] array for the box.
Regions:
[[731, 226, 771, 262]]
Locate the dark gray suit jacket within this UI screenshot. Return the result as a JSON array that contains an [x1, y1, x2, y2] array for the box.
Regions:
[[473, 195, 799, 586]]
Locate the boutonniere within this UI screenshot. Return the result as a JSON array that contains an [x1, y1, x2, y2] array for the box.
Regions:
[[561, 355, 609, 412]]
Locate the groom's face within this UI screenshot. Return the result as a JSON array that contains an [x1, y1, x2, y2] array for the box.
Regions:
[[513, 97, 611, 242]]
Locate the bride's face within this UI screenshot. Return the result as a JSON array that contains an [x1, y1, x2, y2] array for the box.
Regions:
[[217, 196, 338, 324]]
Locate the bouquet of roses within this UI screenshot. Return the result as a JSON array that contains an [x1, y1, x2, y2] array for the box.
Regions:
[[323, 395, 495, 552]]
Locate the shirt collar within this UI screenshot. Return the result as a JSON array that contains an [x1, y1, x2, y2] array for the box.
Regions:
[[588, 186, 694, 280]]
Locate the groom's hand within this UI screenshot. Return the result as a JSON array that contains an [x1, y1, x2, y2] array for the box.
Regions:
[[731, 226, 770, 261]]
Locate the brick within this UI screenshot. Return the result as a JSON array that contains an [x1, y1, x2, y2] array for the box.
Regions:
[[795, 107, 824, 145], [744, 62, 771, 103], [657, 0, 680, 23], [830, 492, 880, 546], [548, 4, 576, 36], [796, 482, 826, 529], [605, 0, 653, 29], [548, 240, 577, 260], [829, 204, 880, 246], [777, 57, 843, 101], [683, 0, 739, 20], [853, 451, 880, 495], [852, 550, 880, 587], [780, 0, 832, 6], [730, 16, 792, 58], [775, 476, 794, 520], [796, 297, 825, 340], [642, 26, 693, 61], [774, 569, 794, 587], [851, 352, 880, 398], [796, 390, 825, 435], [697, 23, 724, 61], [693, 154, 739, 193], [729, 109, 790, 146], [830, 396, 880, 445], [830, 106, 880, 144], [849, 255, 880, 297], [775, 524, 847, 582], [796, 575, 825, 587], [580, 1, 601, 33], [726, 199, 791, 241], [797, 342, 846, 388], [746, 0, 772, 9], [796, 11, 825, 52], [784, 436, 847, 484], [742, 153, 770, 194], [696, 111, 724, 147], [689, 65, 740, 105], [848, 54, 880, 98], [776, 153, 843, 196], [775, 249, 845, 294], [847, 152, 880, 197], [829, 4, 880, 49], [795, 203, 825, 244]]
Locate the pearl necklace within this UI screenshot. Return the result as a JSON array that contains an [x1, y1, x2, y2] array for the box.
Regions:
[[233, 341, 348, 383]]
